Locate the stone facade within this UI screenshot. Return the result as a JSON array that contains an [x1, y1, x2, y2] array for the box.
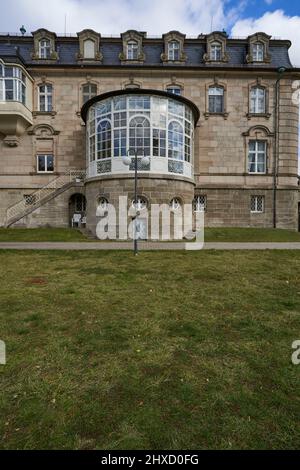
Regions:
[[0, 30, 299, 236]]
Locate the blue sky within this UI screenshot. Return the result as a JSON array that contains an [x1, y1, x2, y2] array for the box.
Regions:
[[0, 1, 299, 63]]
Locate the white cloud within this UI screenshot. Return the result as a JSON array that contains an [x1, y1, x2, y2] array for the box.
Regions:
[[0, 0, 239, 35], [232, 9, 300, 65]]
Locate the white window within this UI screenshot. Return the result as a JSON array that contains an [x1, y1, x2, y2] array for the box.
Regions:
[[248, 141, 266, 174], [210, 42, 222, 61], [0, 64, 26, 104], [166, 86, 181, 96], [132, 197, 147, 210], [169, 197, 181, 211], [208, 86, 224, 113], [38, 84, 53, 112], [82, 83, 97, 104], [39, 39, 51, 59], [37, 154, 54, 173], [127, 41, 138, 60], [253, 43, 264, 62], [251, 195, 264, 213], [168, 40, 180, 61], [83, 39, 95, 59], [193, 195, 207, 212], [250, 87, 266, 114], [98, 197, 109, 211]]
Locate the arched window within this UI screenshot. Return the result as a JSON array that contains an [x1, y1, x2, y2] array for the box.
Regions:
[[250, 87, 266, 114], [129, 116, 150, 155], [83, 39, 95, 59], [132, 196, 147, 210], [98, 197, 109, 211], [97, 120, 111, 159], [82, 83, 97, 104], [210, 42, 222, 61], [168, 40, 180, 61], [127, 40, 138, 60], [252, 42, 264, 62], [168, 121, 183, 160], [39, 39, 51, 59], [38, 84, 53, 111], [169, 197, 181, 211], [208, 86, 224, 113]]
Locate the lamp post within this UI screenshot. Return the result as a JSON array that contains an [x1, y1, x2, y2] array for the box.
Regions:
[[273, 66, 286, 228], [122, 149, 150, 255]]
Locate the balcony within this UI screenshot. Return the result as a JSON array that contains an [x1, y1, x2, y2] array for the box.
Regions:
[[0, 100, 33, 146]]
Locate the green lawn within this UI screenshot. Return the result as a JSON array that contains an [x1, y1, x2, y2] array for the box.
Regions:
[[0, 226, 300, 242], [0, 228, 86, 242], [0, 250, 300, 449]]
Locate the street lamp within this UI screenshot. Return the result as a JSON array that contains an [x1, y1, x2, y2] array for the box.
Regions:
[[122, 149, 150, 255]]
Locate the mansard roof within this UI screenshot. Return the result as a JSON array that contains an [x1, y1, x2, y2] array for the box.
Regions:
[[0, 31, 294, 69]]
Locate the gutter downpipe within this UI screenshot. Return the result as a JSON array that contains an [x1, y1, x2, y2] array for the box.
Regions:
[[273, 67, 286, 228]]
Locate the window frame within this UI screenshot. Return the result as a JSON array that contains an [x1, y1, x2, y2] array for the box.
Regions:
[[250, 195, 265, 213], [252, 42, 264, 62], [38, 84, 53, 112], [37, 154, 54, 173], [82, 83, 97, 104], [127, 40, 139, 60], [39, 38, 51, 59], [193, 195, 207, 212], [168, 40, 180, 61], [248, 140, 267, 174], [208, 86, 224, 114], [250, 86, 266, 114], [210, 42, 222, 61]]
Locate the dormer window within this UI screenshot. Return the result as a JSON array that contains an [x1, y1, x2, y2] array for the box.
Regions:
[[161, 31, 186, 64], [168, 40, 180, 61], [32, 29, 58, 61], [246, 33, 271, 64], [210, 42, 222, 61], [77, 30, 102, 62], [83, 39, 95, 59], [127, 40, 138, 60], [39, 39, 51, 59], [252, 42, 264, 62]]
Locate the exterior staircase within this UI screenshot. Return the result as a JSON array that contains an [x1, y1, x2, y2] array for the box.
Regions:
[[5, 169, 86, 227]]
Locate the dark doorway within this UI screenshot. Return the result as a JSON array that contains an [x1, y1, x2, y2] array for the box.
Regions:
[[69, 193, 86, 227]]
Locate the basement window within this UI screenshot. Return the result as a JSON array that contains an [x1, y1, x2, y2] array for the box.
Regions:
[[251, 195, 264, 213]]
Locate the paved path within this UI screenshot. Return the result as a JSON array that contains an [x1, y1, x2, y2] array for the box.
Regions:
[[1, 242, 300, 250]]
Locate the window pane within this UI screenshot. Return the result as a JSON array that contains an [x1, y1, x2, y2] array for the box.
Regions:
[[47, 155, 54, 171], [38, 156, 45, 172]]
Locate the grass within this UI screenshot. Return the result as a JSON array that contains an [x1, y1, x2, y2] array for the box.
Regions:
[[0, 250, 300, 450], [0, 228, 86, 242], [0, 226, 300, 243]]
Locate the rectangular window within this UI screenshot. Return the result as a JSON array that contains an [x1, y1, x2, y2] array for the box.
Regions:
[[208, 87, 224, 113], [251, 195, 264, 213], [194, 195, 207, 212], [38, 84, 53, 112], [253, 43, 264, 62], [37, 154, 54, 173], [24, 194, 37, 206], [250, 87, 266, 114], [82, 83, 97, 104], [248, 140, 266, 174]]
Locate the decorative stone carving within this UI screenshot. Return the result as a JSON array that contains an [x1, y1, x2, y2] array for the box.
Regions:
[[161, 31, 187, 64], [76, 29, 102, 62], [246, 33, 271, 64], [119, 30, 146, 64], [31, 29, 58, 60], [203, 31, 229, 63]]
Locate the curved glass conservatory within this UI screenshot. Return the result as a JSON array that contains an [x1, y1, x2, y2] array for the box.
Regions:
[[82, 90, 199, 180]]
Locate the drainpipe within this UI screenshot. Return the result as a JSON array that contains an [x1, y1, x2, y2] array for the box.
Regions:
[[273, 66, 286, 228]]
